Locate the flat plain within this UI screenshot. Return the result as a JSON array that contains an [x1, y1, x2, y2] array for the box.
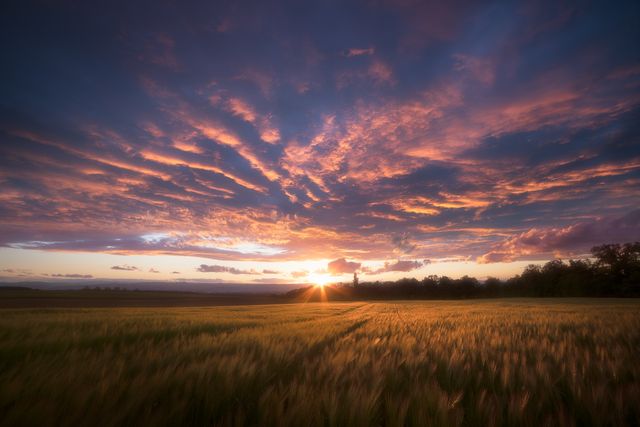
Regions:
[[0, 299, 638, 426]]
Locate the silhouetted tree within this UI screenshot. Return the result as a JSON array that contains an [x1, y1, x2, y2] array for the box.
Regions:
[[591, 242, 640, 295], [285, 241, 640, 300], [484, 277, 503, 297]]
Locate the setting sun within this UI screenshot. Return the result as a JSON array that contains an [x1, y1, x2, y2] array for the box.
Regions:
[[309, 273, 331, 287]]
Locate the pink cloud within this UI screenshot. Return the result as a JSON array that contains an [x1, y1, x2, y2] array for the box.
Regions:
[[214, 96, 281, 144], [345, 47, 375, 57], [327, 258, 361, 274]]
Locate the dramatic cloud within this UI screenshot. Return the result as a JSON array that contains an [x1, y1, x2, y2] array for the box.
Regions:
[[0, 0, 638, 279], [196, 264, 259, 275], [327, 258, 362, 275]]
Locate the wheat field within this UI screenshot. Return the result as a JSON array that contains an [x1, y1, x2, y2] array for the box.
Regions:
[[0, 299, 638, 426]]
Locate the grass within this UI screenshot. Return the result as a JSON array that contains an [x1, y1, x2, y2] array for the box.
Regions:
[[0, 299, 638, 426]]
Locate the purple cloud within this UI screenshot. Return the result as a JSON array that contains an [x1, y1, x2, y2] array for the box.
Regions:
[[371, 260, 423, 274], [478, 210, 640, 263], [111, 265, 138, 271]]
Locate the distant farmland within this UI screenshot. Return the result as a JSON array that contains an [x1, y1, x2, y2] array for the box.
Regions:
[[1, 300, 638, 426]]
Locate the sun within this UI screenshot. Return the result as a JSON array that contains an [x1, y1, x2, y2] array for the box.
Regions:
[[309, 273, 331, 287]]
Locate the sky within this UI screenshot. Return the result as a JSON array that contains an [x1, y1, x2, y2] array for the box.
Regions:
[[1, 0, 639, 286]]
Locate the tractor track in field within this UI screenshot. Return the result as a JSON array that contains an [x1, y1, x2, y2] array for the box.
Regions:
[[261, 304, 373, 387]]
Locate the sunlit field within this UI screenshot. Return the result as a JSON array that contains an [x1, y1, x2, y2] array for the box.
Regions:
[[1, 299, 639, 426]]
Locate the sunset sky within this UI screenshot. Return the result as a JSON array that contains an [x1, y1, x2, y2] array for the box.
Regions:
[[1, 0, 639, 285]]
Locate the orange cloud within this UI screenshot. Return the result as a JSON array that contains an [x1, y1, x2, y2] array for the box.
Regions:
[[224, 97, 281, 144], [139, 150, 265, 193]]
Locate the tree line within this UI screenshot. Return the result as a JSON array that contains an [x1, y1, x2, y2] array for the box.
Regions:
[[288, 242, 640, 300]]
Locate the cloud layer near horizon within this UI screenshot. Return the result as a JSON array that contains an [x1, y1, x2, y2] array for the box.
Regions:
[[1, 0, 639, 272]]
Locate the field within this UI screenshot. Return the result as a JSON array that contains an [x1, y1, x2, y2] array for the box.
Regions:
[[0, 288, 285, 308], [0, 299, 639, 426]]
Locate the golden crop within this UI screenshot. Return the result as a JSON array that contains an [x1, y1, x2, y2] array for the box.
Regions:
[[0, 299, 638, 426]]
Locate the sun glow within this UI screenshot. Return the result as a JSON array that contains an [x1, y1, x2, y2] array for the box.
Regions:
[[309, 273, 331, 287]]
